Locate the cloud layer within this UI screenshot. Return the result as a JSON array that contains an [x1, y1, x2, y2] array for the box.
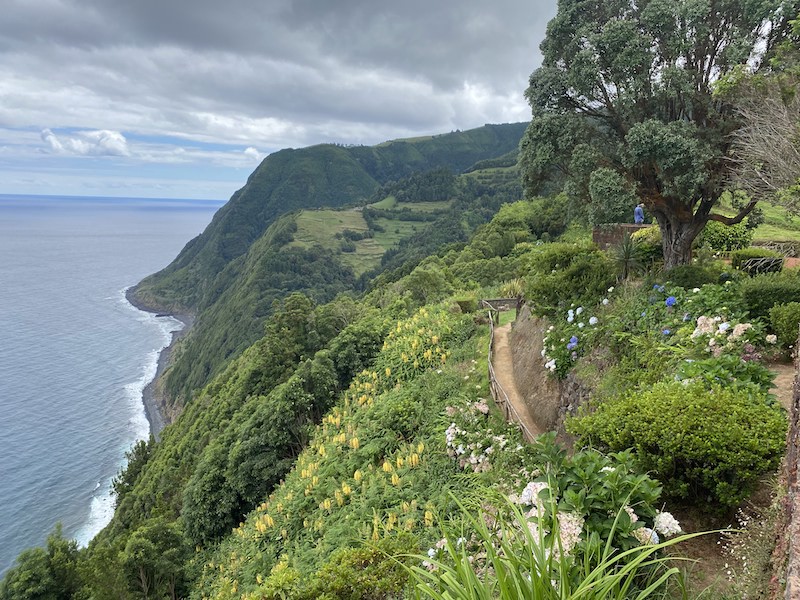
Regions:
[[0, 0, 557, 197]]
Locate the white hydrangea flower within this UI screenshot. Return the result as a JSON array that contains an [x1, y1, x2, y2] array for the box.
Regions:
[[602, 298, 609, 305], [556, 512, 584, 555], [519, 481, 548, 507], [653, 511, 682, 537], [729, 323, 752, 340], [766, 334, 778, 344], [589, 316, 598, 325]]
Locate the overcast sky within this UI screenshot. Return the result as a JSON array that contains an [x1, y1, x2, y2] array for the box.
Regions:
[[0, 0, 557, 199]]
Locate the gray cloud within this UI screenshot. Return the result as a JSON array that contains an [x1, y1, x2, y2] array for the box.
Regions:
[[0, 0, 557, 193]]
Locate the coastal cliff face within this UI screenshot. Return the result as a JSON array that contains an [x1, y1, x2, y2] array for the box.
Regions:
[[129, 123, 529, 414]]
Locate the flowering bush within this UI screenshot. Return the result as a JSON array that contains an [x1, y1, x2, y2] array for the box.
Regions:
[[540, 299, 607, 379], [686, 314, 766, 361], [412, 437, 688, 597], [517, 433, 670, 555]]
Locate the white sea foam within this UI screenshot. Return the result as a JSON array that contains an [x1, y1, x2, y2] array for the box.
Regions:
[[74, 288, 184, 547]]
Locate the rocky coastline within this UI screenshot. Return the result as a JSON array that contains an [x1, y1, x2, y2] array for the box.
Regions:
[[125, 286, 194, 439]]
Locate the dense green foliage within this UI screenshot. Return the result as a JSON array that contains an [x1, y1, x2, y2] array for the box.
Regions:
[[696, 220, 754, 252], [741, 271, 800, 319], [524, 243, 616, 314], [0, 526, 81, 600], [161, 219, 357, 402], [661, 263, 730, 288], [520, 0, 795, 267], [569, 381, 786, 508], [769, 301, 800, 348]]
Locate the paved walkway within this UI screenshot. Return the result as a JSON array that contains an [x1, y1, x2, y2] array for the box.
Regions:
[[492, 323, 542, 438]]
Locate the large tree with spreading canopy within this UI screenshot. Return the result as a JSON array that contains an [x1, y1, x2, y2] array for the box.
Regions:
[[520, 0, 798, 268]]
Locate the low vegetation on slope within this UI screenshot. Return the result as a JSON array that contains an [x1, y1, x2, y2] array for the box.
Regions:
[[8, 194, 800, 598]]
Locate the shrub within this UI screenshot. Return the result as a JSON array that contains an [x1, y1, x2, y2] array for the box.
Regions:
[[740, 272, 800, 319], [453, 297, 478, 313], [630, 225, 663, 262], [526, 242, 597, 274], [674, 354, 775, 398], [661, 263, 727, 288], [299, 534, 417, 600], [769, 302, 800, 349], [568, 381, 786, 509], [696, 220, 754, 252], [527, 250, 616, 314], [731, 248, 783, 270]]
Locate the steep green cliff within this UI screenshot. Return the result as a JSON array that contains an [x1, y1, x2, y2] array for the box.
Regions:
[[131, 123, 528, 407], [133, 123, 527, 314]]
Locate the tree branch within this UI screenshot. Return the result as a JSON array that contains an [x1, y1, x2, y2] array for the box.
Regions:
[[707, 200, 758, 225]]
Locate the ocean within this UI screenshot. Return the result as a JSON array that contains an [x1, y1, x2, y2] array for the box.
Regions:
[[0, 194, 223, 576]]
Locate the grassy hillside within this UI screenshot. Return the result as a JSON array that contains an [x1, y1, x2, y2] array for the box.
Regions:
[[133, 123, 528, 314]]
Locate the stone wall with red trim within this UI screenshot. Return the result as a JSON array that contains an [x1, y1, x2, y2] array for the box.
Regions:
[[592, 223, 651, 249]]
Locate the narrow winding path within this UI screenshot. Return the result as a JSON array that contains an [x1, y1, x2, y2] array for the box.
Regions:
[[492, 322, 542, 437], [771, 361, 796, 411]]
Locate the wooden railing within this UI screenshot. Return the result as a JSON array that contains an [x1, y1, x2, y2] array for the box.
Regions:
[[484, 304, 536, 442]]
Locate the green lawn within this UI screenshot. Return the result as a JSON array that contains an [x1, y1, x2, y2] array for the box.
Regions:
[[287, 209, 420, 276], [372, 218, 420, 250], [289, 210, 369, 251], [369, 195, 397, 209], [752, 202, 800, 242], [715, 198, 800, 242]]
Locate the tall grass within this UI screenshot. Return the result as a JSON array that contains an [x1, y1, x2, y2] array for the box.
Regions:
[[404, 497, 705, 600]]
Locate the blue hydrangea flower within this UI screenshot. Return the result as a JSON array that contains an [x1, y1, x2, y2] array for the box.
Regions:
[[665, 296, 677, 307], [662, 329, 671, 335]]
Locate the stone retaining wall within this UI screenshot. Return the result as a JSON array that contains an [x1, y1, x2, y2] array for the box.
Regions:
[[592, 223, 651, 249], [776, 345, 800, 599]]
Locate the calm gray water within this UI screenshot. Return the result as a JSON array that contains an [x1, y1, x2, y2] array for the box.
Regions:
[[0, 194, 223, 575]]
